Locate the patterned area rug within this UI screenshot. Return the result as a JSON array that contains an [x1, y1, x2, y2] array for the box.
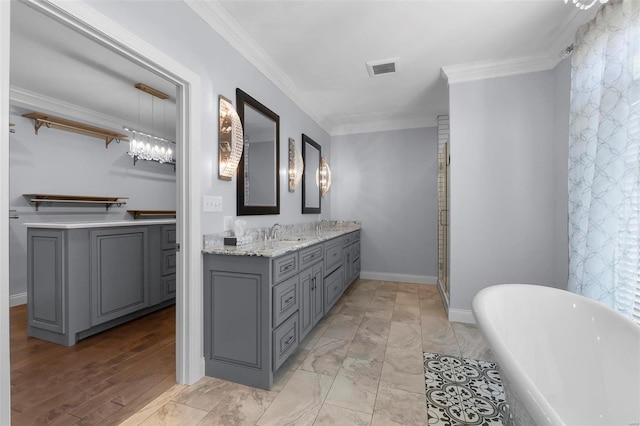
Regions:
[[424, 352, 506, 425]]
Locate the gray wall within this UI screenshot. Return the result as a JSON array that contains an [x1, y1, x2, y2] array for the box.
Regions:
[[9, 105, 176, 299], [330, 127, 438, 282], [86, 1, 332, 232], [448, 62, 571, 318]]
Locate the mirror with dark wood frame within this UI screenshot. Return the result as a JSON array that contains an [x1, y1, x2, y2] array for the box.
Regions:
[[302, 134, 321, 214], [236, 88, 280, 216]]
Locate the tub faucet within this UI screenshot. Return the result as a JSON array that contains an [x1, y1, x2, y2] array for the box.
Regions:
[[269, 223, 282, 240]]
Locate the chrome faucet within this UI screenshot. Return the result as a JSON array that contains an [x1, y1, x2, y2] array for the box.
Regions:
[[269, 223, 283, 240]]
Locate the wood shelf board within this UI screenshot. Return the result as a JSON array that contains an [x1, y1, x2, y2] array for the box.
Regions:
[[127, 210, 176, 219], [29, 199, 127, 205], [22, 112, 128, 147], [24, 194, 129, 211], [24, 194, 129, 202]]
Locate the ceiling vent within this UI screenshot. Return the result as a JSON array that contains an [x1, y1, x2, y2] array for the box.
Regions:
[[366, 58, 399, 77]]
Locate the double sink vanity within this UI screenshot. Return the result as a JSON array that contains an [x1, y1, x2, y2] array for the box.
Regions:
[[202, 222, 361, 390]]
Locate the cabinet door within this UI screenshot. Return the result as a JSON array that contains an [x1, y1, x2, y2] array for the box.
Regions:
[[298, 267, 313, 342], [28, 229, 65, 334], [311, 262, 324, 327], [90, 227, 148, 326]]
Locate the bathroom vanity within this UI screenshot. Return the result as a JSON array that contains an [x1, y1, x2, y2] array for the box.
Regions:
[[202, 224, 360, 390], [25, 220, 177, 346]]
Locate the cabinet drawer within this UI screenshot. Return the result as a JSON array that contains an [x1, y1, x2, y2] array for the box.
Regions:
[[161, 225, 176, 250], [324, 265, 344, 315], [342, 232, 355, 247], [161, 250, 176, 276], [273, 252, 299, 284], [273, 276, 299, 328], [273, 313, 298, 371], [324, 239, 343, 275], [299, 244, 323, 270]]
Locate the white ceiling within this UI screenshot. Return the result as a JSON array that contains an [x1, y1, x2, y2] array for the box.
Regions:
[[191, 0, 598, 135], [10, 1, 598, 138]]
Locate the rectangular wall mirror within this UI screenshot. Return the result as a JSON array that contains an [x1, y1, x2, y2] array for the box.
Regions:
[[302, 134, 321, 214], [236, 88, 280, 215]]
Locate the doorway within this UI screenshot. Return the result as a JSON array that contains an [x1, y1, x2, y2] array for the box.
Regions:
[[1, 1, 203, 422]]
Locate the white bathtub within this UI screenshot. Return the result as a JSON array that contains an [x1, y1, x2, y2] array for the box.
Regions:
[[472, 284, 640, 426]]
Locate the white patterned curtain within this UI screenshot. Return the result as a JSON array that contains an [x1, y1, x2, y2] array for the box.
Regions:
[[568, 0, 640, 320]]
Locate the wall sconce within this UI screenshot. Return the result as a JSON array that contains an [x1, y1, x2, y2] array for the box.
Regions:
[[218, 95, 244, 180], [288, 137, 304, 192], [320, 157, 331, 197]]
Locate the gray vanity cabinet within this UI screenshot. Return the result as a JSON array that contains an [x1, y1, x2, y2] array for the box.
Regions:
[[204, 232, 362, 390], [27, 223, 176, 347]]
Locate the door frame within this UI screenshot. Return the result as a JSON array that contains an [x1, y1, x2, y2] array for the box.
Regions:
[[0, 1, 204, 421]]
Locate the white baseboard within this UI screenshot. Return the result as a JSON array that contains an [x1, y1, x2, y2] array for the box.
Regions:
[[360, 271, 437, 285], [9, 292, 27, 307], [448, 308, 476, 324]]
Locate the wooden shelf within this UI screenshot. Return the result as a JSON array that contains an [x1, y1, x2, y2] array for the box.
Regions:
[[22, 112, 128, 148], [24, 194, 129, 211], [127, 210, 176, 219]]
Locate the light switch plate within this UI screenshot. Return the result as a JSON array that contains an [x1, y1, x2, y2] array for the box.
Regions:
[[203, 195, 223, 212]]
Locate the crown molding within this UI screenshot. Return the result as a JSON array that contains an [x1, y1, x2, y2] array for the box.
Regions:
[[441, 5, 597, 85], [10, 86, 137, 134], [329, 115, 437, 136], [184, 0, 331, 133], [441, 53, 561, 85]]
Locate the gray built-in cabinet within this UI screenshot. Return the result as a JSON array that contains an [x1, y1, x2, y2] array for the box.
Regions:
[[203, 229, 360, 390], [26, 222, 176, 346]]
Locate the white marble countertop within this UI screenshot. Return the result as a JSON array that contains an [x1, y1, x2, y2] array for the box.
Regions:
[[23, 219, 176, 229], [202, 224, 361, 258]]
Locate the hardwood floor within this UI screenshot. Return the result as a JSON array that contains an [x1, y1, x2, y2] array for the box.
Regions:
[[10, 304, 176, 426]]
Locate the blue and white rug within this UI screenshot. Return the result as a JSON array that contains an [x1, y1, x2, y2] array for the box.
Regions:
[[424, 352, 507, 425]]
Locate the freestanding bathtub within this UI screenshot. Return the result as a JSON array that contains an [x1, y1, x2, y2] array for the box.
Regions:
[[472, 284, 640, 426]]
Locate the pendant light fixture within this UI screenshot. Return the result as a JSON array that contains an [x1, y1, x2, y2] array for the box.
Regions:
[[126, 83, 175, 165]]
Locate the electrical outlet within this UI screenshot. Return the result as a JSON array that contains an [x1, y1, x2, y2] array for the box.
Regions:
[[203, 195, 223, 212]]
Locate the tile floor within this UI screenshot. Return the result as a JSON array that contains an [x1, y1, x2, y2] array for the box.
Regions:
[[120, 279, 495, 426]]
